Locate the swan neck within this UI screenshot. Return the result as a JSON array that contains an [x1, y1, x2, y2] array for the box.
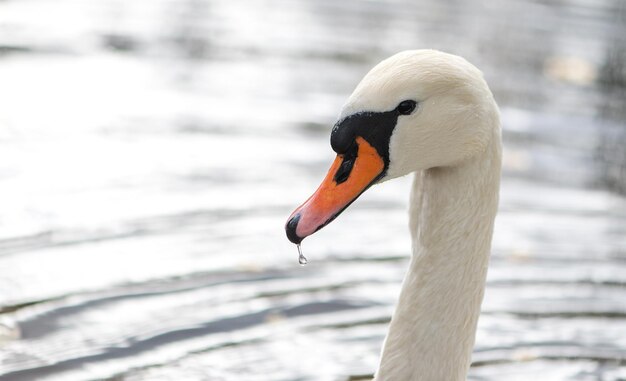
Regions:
[[376, 142, 501, 381]]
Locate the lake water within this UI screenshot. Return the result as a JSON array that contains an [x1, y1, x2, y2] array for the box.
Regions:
[[1, 0, 626, 380]]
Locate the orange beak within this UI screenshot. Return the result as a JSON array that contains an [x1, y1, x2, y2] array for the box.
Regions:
[[285, 136, 385, 244]]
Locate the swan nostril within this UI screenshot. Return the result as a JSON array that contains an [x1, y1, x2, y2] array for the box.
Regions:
[[334, 143, 358, 184], [334, 158, 354, 184]]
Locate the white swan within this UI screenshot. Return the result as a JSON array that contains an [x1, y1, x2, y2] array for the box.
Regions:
[[286, 49, 501, 381]]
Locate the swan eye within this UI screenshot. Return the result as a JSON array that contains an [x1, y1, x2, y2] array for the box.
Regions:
[[396, 100, 417, 115]]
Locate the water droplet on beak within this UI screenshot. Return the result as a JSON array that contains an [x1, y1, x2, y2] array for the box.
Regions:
[[297, 244, 308, 266]]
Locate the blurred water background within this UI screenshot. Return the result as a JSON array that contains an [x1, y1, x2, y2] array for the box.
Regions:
[[1, 0, 626, 380]]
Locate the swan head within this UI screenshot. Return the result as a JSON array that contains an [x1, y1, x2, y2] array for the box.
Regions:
[[286, 49, 499, 244]]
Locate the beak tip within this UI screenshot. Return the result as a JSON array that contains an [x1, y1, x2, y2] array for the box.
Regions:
[[285, 213, 304, 244]]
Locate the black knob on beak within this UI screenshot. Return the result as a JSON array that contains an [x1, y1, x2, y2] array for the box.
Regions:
[[331, 118, 356, 154]]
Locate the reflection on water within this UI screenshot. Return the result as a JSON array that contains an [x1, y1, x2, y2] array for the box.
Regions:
[[0, 0, 625, 380]]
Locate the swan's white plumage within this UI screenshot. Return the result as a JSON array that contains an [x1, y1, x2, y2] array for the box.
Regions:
[[342, 50, 501, 381]]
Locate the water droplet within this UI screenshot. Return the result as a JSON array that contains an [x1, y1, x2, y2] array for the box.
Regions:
[[297, 244, 308, 265]]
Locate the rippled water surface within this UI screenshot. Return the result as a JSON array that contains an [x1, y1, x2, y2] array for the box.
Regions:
[[1, 0, 626, 380]]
